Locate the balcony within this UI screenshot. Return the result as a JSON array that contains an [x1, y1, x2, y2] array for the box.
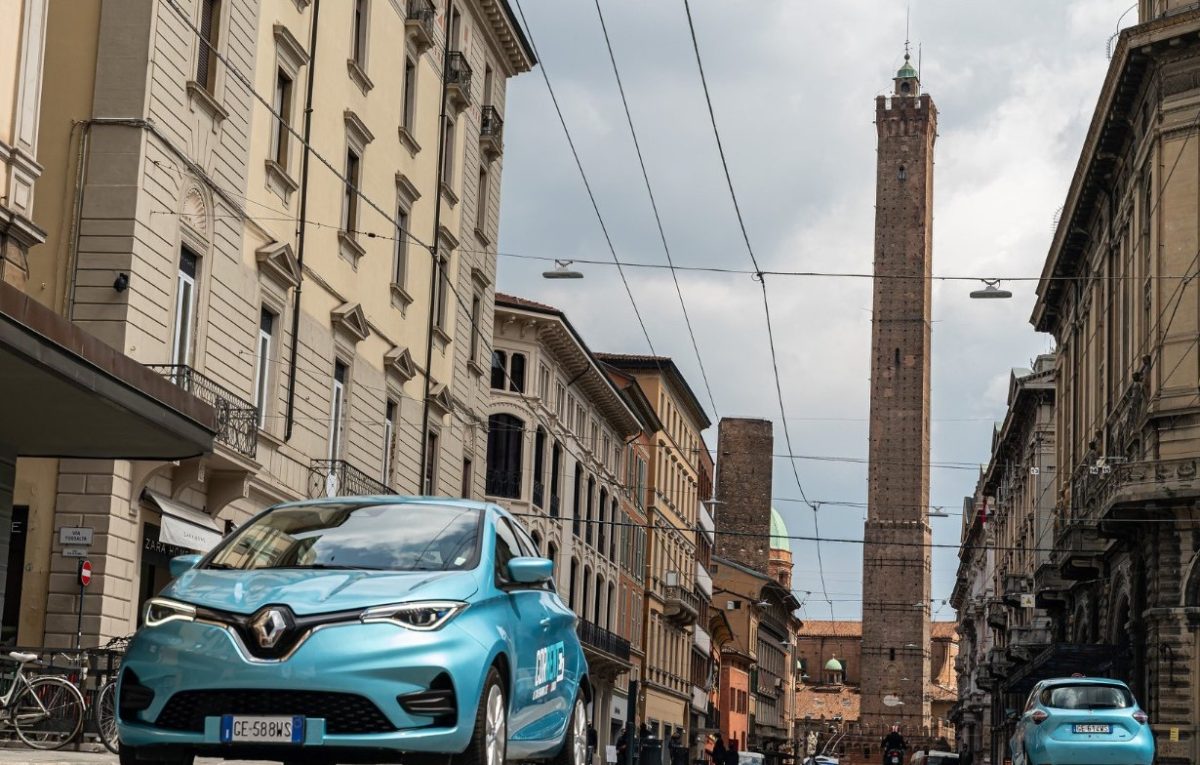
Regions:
[[664, 584, 699, 626], [308, 459, 396, 499], [485, 468, 521, 499], [577, 619, 631, 678], [146, 365, 257, 458], [1054, 521, 1105, 580], [446, 51, 472, 111], [404, 0, 436, 53], [480, 105, 504, 158], [986, 600, 1008, 631]]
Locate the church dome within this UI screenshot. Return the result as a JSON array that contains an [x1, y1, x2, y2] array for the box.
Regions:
[[824, 657, 844, 672], [769, 507, 789, 551]]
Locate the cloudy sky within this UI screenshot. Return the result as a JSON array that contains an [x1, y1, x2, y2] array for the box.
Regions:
[[494, 0, 1138, 621]]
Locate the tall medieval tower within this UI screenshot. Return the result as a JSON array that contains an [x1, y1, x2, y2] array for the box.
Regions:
[[860, 51, 936, 730]]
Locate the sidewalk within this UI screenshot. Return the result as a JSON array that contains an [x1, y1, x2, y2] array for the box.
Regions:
[[0, 747, 274, 764]]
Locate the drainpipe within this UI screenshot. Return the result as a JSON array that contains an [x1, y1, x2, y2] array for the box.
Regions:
[[284, 0, 321, 441], [417, 19, 455, 491]]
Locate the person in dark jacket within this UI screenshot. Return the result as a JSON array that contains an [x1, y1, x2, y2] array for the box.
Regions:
[[668, 731, 688, 765], [710, 733, 727, 765], [881, 726, 907, 764], [587, 724, 598, 764], [726, 740, 740, 765]]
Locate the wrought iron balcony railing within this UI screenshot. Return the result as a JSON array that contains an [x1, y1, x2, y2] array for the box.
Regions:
[[146, 365, 258, 458], [485, 468, 522, 499], [480, 105, 504, 157], [405, 0, 436, 51], [577, 619, 631, 661], [446, 51, 472, 107], [308, 459, 397, 499]]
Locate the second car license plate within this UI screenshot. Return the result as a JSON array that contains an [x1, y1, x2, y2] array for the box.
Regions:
[[220, 715, 305, 744], [1072, 723, 1111, 734]]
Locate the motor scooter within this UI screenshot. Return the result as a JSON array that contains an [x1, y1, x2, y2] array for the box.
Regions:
[[885, 748, 905, 765]]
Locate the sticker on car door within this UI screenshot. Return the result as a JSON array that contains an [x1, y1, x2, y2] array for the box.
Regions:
[[533, 641, 565, 700]]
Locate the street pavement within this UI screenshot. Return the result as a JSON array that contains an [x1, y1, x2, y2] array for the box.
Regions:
[[0, 747, 275, 764]]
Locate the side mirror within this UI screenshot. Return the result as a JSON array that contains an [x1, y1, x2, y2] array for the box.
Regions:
[[169, 553, 203, 578], [508, 557, 554, 584]]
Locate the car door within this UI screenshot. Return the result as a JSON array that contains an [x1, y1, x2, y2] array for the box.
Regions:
[[492, 516, 555, 743], [509, 518, 576, 733]]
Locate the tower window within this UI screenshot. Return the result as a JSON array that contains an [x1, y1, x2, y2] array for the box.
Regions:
[[894, 348, 900, 366], [901, 82, 912, 95], [898, 165, 907, 181], [889, 648, 896, 661]]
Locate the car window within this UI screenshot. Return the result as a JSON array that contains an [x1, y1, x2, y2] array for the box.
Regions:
[[1040, 683, 1132, 710], [493, 517, 521, 584], [509, 517, 538, 557], [1024, 688, 1040, 712], [206, 502, 481, 572]]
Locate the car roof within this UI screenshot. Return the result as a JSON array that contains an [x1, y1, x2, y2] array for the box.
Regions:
[[273, 495, 497, 512], [1039, 677, 1131, 687]]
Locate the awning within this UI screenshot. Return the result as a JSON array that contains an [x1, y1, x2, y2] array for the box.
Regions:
[[0, 282, 215, 459], [143, 490, 223, 552]]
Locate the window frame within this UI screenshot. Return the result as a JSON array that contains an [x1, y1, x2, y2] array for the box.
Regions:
[[328, 360, 349, 460], [423, 427, 440, 494], [342, 147, 361, 234], [382, 398, 398, 485], [254, 306, 277, 428], [171, 248, 199, 368], [196, 0, 224, 93], [351, 0, 369, 69], [271, 68, 294, 168], [402, 54, 418, 133]]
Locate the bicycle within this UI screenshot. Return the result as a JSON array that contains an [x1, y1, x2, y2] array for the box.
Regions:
[[94, 635, 132, 754], [0, 651, 85, 749]]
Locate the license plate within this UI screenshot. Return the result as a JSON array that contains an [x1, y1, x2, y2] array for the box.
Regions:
[[220, 715, 305, 744], [1072, 724, 1111, 734]]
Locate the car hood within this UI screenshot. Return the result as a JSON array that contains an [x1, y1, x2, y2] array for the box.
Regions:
[[163, 567, 480, 615]]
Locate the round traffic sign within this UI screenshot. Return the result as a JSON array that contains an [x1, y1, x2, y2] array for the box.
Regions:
[[79, 560, 92, 587]]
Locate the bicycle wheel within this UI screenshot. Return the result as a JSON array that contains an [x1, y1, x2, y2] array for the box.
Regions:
[[11, 675, 85, 750], [96, 681, 119, 753]]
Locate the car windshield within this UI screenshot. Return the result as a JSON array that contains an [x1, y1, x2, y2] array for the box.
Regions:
[[1041, 683, 1132, 710], [206, 502, 481, 572]]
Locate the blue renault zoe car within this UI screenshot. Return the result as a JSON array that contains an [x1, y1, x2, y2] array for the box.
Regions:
[[1010, 677, 1154, 765], [117, 497, 590, 765]]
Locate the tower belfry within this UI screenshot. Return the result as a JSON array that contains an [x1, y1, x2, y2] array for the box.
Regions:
[[859, 51, 937, 731]]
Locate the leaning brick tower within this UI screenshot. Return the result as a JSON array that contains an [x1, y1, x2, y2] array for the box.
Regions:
[[860, 49, 937, 732]]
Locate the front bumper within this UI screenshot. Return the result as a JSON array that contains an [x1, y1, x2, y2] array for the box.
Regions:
[[117, 618, 491, 756]]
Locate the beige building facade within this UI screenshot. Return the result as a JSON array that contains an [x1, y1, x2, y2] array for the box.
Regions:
[[13, 0, 532, 648]]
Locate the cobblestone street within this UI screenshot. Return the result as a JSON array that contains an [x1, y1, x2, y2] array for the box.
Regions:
[[0, 748, 274, 765]]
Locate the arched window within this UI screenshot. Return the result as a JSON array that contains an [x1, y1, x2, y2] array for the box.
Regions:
[[572, 463, 583, 537], [608, 581, 617, 631], [568, 558, 578, 610], [582, 567, 592, 620], [585, 475, 596, 546], [550, 441, 563, 516], [594, 574, 604, 624], [532, 427, 546, 508], [485, 413, 524, 498], [597, 487, 608, 553], [610, 497, 619, 560], [531, 530, 542, 554], [547, 542, 558, 572]]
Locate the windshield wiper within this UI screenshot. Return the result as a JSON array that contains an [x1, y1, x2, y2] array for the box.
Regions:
[[259, 563, 388, 571]]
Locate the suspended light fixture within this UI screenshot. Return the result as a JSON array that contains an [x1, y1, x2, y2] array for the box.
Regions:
[[542, 259, 583, 279], [970, 279, 1012, 299]]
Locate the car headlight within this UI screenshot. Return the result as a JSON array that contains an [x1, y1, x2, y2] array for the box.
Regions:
[[360, 601, 466, 631], [144, 598, 197, 627]]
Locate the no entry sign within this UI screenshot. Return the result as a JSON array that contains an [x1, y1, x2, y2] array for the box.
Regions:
[[79, 560, 92, 587]]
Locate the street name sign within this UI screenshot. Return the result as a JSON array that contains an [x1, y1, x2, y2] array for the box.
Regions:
[[59, 527, 93, 546]]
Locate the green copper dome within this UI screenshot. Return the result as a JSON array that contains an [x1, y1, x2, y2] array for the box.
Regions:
[[824, 657, 844, 672], [896, 54, 918, 80], [770, 507, 789, 551]]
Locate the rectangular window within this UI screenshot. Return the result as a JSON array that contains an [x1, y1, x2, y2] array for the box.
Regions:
[[483, 64, 494, 105], [423, 429, 439, 494], [343, 149, 361, 233], [470, 295, 482, 364], [538, 364, 551, 400], [433, 254, 450, 330], [254, 307, 276, 427], [352, 0, 368, 67], [441, 116, 456, 188], [197, 0, 222, 92], [171, 248, 199, 368], [461, 457, 473, 499], [382, 399, 397, 484], [394, 206, 409, 286], [272, 69, 293, 167], [447, 4, 462, 50], [402, 56, 417, 132], [555, 382, 565, 415], [510, 353, 526, 393], [490, 350, 508, 390], [329, 361, 348, 460], [475, 165, 489, 233]]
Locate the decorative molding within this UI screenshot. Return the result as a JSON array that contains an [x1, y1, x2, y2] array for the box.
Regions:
[[181, 186, 209, 240], [186, 81, 229, 123], [385, 345, 417, 381], [331, 302, 370, 343], [347, 58, 375, 95], [344, 109, 375, 150], [273, 24, 311, 72], [428, 383, 453, 416], [437, 223, 460, 251], [338, 230, 367, 268], [264, 159, 300, 203], [439, 180, 459, 207], [470, 265, 491, 289], [398, 125, 422, 156], [395, 172, 422, 205], [390, 282, 414, 311], [256, 241, 302, 289]]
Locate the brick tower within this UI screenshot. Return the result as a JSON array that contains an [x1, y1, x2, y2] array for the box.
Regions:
[[860, 50, 936, 731]]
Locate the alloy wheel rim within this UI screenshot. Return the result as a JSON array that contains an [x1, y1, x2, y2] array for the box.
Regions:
[[572, 700, 586, 765], [485, 684, 506, 765]]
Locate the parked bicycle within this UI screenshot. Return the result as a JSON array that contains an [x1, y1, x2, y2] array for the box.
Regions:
[[93, 635, 131, 754], [0, 650, 85, 749], [54, 635, 129, 754]]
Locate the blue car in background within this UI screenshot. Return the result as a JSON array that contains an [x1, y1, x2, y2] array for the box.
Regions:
[[1010, 677, 1153, 765], [117, 497, 590, 765]]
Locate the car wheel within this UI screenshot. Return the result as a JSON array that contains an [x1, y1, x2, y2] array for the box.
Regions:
[[453, 667, 506, 765], [549, 692, 587, 765]]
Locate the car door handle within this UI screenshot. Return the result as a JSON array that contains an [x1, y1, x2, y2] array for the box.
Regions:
[[540, 617, 552, 629]]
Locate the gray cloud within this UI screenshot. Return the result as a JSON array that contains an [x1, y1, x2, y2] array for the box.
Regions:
[[496, 0, 1135, 619]]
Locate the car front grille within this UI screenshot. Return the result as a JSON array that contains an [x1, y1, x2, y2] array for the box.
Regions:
[[154, 689, 396, 734]]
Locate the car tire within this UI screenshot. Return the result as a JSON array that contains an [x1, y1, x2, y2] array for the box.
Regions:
[[452, 667, 506, 765], [549, 692, 587, 765]]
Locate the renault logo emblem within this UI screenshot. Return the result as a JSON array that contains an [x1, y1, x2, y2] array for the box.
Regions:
[[251, 608, 289, 649]]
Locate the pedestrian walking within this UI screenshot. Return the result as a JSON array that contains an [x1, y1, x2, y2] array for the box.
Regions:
[[669, 730, 689, 765], [726, 740, 740, 765], [710, 732, 727, 765], [587, 723, 598, 764]]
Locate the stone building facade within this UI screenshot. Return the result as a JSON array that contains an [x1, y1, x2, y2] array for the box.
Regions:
[[12, 0, 532, 647], [861, 51, 937, 730], [485, 293, 645, 757]]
